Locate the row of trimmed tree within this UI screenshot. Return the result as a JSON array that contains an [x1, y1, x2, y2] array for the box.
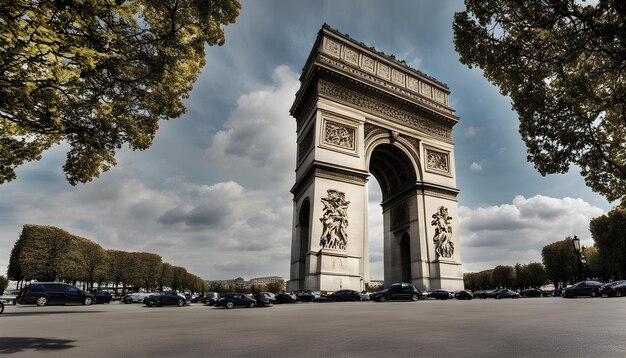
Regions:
[[7, 225, 208, 294], [464, 263, 549, 292], [465, 203, 626, 291]]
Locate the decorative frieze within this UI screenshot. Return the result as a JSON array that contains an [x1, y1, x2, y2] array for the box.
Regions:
[[318, 80, 452, 141], [391, 202, 409, 228], [317, 55, 454, 116], [431, 206, 454, 258], [426, 149, 449, 173], [318, 35, 452, 111], [323, 121, 356, 150]]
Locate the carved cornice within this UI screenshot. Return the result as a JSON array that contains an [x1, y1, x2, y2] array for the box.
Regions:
[[419, 183, 459, 201], [291, 164, 369, 196], [318, 80, 452, 141]]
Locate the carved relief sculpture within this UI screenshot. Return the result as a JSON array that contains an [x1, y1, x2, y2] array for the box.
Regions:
[[324, 121, 355, 149], [426, 149, 449, 173], [319, 189, 350, 250], [431, 206, 454, 258]]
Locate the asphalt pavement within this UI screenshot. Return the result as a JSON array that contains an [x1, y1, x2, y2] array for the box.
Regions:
[[1, 297, 625, 357]]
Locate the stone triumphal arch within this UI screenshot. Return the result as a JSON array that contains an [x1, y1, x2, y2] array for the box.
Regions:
[[288, 25, 463, 292]]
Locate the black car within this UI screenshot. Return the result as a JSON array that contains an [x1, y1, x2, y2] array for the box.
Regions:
[[202, 292, 219, 305], [600, 280, 626, 297], [17, 282, 95, 306], [370, 283, 422, 302], [293, 289, 315, 302], [455, 290, 473, 300], [328, 289, 361, 302], [144, 291, 186, 307], [520, 288, 543, 298], [0, 300, 4, 314], [90, 290, 112, 303], [275, 291, 298, 303], [215, 293, 257, 308], [490, 289, 519, 299], [562, 281, 604, 298], [428, 289, 453, 300]]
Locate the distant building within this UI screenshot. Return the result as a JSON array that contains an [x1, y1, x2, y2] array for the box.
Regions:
[[250, 276, 284, 285]]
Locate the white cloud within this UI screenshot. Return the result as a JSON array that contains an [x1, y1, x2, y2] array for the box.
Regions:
[[459, 195, 604, 272], [464, 126, 479, 138], [470, 162, 483, 171]]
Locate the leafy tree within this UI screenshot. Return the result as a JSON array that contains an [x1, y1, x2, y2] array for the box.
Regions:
[[492, 265, 516, 288], [170, 266, 188, 292], [525, 262, 549, 289], [7, 227, 28, 284], [0, 0, 241, 185], [132, 252, 162, 291], [542, 237, 578, 288], [266, 280, 285, 294], [105, 249, 135, 293], [157, 263, 173, 291], [0, 275, 8, 295], [590, 204, 626, 278], [453, 1, 626, 201], [18, 225, 73, 282], [69, 236, 106, 291]]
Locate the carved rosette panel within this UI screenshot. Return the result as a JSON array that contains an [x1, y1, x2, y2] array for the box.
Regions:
[[319, 189, 350, 250], [323, 121, 355, 150], [431, 206, 454, 258], [426, 149, 449, 173], [298, 128, 314, 163]]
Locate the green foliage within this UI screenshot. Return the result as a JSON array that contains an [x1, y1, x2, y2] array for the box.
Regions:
[[7, 229, 28, 281], [157, 263, 173, 291], [541, 237, 578, 288], [365, 282, 383, 292], [453, 0, 626, 201], [105, 249, 135, 290], [525, 262, 549, 288], [265, 280, 285, 294], [463, 269, 494, 291], [0, 275, 8, 295], [18, 225, 74, 282], [590, 204, 626, 278], [0, 0, 240, 185], [69, 236, 106, 290], [132, 252, 162, 291], [492, 265, 516, 288]]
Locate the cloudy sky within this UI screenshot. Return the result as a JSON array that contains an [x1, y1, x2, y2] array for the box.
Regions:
[[1, 0, 614, 281]]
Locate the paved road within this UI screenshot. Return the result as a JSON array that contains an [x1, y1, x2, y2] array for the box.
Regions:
[[1, 297, 625, 357]]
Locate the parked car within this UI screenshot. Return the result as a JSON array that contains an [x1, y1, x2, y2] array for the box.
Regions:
[[370, 283, 422, 302], [293, 289, 315, 302], [120, 292, 151, 304], [190, 294, 204, 303], [215, 293, 257, 308], [428, 289, 453, 300], [254, 292, 273, 307], [490, 289, 519, 299], [562, 281, 604, 298], [275, 291, 298, 303], [144, 291, 186, 307], [600, 280, 626, 297], [520, 288, 543, 298], [90, 290, 112, 303], [260, 292, 277, 304], [0, 300, 4, 314], [17, 282, 95, 306], [203, 292, 220, 305], [312, 291, 331, 302], [328, 289, 361, 302], [455, 290, 473, 300]]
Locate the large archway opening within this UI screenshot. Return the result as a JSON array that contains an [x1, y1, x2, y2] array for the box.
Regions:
[[367, 143, 417, 286]]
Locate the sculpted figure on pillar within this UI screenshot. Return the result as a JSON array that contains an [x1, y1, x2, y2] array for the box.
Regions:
[[319, 189, 350, 250], [431, 206, 454, 258]]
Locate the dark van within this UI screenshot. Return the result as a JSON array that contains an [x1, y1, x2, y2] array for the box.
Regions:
[[17, 282, 95, 306]]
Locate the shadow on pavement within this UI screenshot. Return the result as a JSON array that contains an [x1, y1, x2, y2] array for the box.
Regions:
[[0, 337, 76, 354], [0, 310, 104, 317]]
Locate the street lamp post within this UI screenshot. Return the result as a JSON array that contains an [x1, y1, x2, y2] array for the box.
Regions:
[[572, 236, 586, 281]]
